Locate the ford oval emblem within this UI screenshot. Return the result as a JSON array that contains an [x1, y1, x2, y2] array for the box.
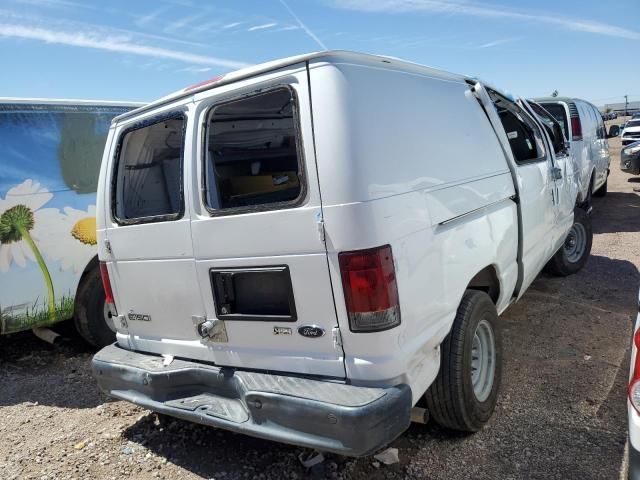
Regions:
[[298, 325, 325, 338]]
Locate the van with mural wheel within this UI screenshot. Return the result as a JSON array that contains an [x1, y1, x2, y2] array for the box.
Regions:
[[0, 98, 143, 347]]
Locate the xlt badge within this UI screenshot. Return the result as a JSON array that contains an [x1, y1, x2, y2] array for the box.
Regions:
[[273, 326, 292, 335]]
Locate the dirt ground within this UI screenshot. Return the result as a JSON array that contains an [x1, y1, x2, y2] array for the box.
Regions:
[[1, 121, 638, 480]]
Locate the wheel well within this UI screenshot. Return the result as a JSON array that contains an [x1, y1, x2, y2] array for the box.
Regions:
[[467, 266, 500, 304], [77, 255, 99, 294]]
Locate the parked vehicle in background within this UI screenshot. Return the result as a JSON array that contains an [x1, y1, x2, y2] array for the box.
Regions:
[[0, 98, 143, 346], [621, 141, 640, 175], [622, 119, 640, 146], [627, 287, 640, 480], [534, 96, 611, 204], [632, 112, 640, 120], [92, 51, 592, 456]]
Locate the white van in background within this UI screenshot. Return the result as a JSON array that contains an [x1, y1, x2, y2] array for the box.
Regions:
[[534, 97, 610, 206], [92, 51, 591, 456]]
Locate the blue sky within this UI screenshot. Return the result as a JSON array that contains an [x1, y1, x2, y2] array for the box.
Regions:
[[0, 0, 638, 107]]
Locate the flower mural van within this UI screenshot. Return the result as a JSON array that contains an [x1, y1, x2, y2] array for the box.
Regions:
[[0, 99, 142, 346]]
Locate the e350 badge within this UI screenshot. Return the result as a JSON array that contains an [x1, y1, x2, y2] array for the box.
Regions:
[[128, 311, 151, 322]]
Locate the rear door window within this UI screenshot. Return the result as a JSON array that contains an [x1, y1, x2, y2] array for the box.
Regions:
[[113, 114, 185, 223], [203, 87, 305, 214], [540, 103, 569, 139]]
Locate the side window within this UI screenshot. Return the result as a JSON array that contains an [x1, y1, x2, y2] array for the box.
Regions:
[[203, 87, 304, 213], [113, 115, 185, 223], [488, 91, 546, 164], [593, 106, 605, 139]]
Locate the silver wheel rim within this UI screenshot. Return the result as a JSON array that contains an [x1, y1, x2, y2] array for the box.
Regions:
[[564, 222, 587, 264], [103, 302, 116, 333], [471, 319, 496, 403]]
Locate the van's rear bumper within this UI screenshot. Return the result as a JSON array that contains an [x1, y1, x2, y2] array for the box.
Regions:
[[92, 344, 412, 457]]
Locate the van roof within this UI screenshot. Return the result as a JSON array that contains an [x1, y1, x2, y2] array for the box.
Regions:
[[534, 96, 596, 107], [0, 97, 144, 107], [113, 50, 472, 123]]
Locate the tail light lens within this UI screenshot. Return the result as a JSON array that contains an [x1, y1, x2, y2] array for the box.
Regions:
[[629, 328, 640, 414], [338, 245, 400, 332], [99, 262, 116, 314], [571, 116, 582, 140]]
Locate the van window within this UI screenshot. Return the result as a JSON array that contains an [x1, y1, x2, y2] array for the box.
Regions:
[[529, 102, 566, 154], [203, 88, 303, 212], [489, 91, 546, 164], [592, 105, 606, 139], [540, 103, 569, 139], [113, 115, 185, 222]]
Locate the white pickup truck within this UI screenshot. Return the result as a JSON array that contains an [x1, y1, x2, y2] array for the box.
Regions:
[[92, 51, 591, 456]]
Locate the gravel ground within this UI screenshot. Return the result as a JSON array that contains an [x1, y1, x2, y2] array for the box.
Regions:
[[1, 122, 638, 480]]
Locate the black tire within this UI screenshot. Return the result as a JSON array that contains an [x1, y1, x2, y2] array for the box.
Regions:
[[544, 207, 592, 277], [425, 290, 502, 432], [593, 175, 608, 197], [74, 266, 116, 348]]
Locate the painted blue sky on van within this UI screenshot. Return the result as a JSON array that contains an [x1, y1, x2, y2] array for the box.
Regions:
[[0, 0, 638, 106]]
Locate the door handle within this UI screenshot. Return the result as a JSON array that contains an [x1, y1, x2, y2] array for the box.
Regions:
[[551, 167, 562, 180]]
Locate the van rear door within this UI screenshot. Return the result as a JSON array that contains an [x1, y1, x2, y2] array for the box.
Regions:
[[101, 99, 206, 354], [189, 63, 345, 378]]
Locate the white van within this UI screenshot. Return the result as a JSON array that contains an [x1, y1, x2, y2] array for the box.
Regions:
[[534, 97, 611, 204], [92, 51, 591, 456]]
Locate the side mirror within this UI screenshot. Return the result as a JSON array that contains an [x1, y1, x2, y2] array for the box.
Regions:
[[608, 125, 620, 138]]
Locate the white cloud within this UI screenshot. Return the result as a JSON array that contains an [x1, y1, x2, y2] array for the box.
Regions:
[[476, 37, 518, 48], [278, 25, 301, 31], [222, 22, 242, 29], [279, 0, 327, 49], [179, 66, 213, 73], [134, 6, 171, 27], [331, 0, 640, 40], [0, 23, 250, 69], [247, 23, 277, 31], [164, 12, 206, 33]]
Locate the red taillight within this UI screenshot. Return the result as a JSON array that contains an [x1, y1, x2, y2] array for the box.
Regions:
[[338, 245, 400, 332], [628, 328, 640, 413], [99, 262, 115, 308], [571, 116, 582, 140]]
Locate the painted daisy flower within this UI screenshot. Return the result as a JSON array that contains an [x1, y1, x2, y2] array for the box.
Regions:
[[0, 179, 58, 320], [35, 205, 97, 273]]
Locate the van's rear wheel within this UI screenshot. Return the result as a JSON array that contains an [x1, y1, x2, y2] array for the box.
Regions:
[[425, 290, 502, 432], [544, 207, 592, 276], [74, 266, 116, 348]]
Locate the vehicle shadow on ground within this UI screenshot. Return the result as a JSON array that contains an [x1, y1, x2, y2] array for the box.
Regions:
[[0, 322, 105, 409], [122, 413, 357, 479], [592, 191, 640, 234]]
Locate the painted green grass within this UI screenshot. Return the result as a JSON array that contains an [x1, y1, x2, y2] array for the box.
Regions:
[[0, 294, 75, 334]]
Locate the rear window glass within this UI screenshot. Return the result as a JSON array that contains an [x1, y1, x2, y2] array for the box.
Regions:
[[113, 115, 185, 222], [540, 103, 569, 139], [204, 88, 303, 212]]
